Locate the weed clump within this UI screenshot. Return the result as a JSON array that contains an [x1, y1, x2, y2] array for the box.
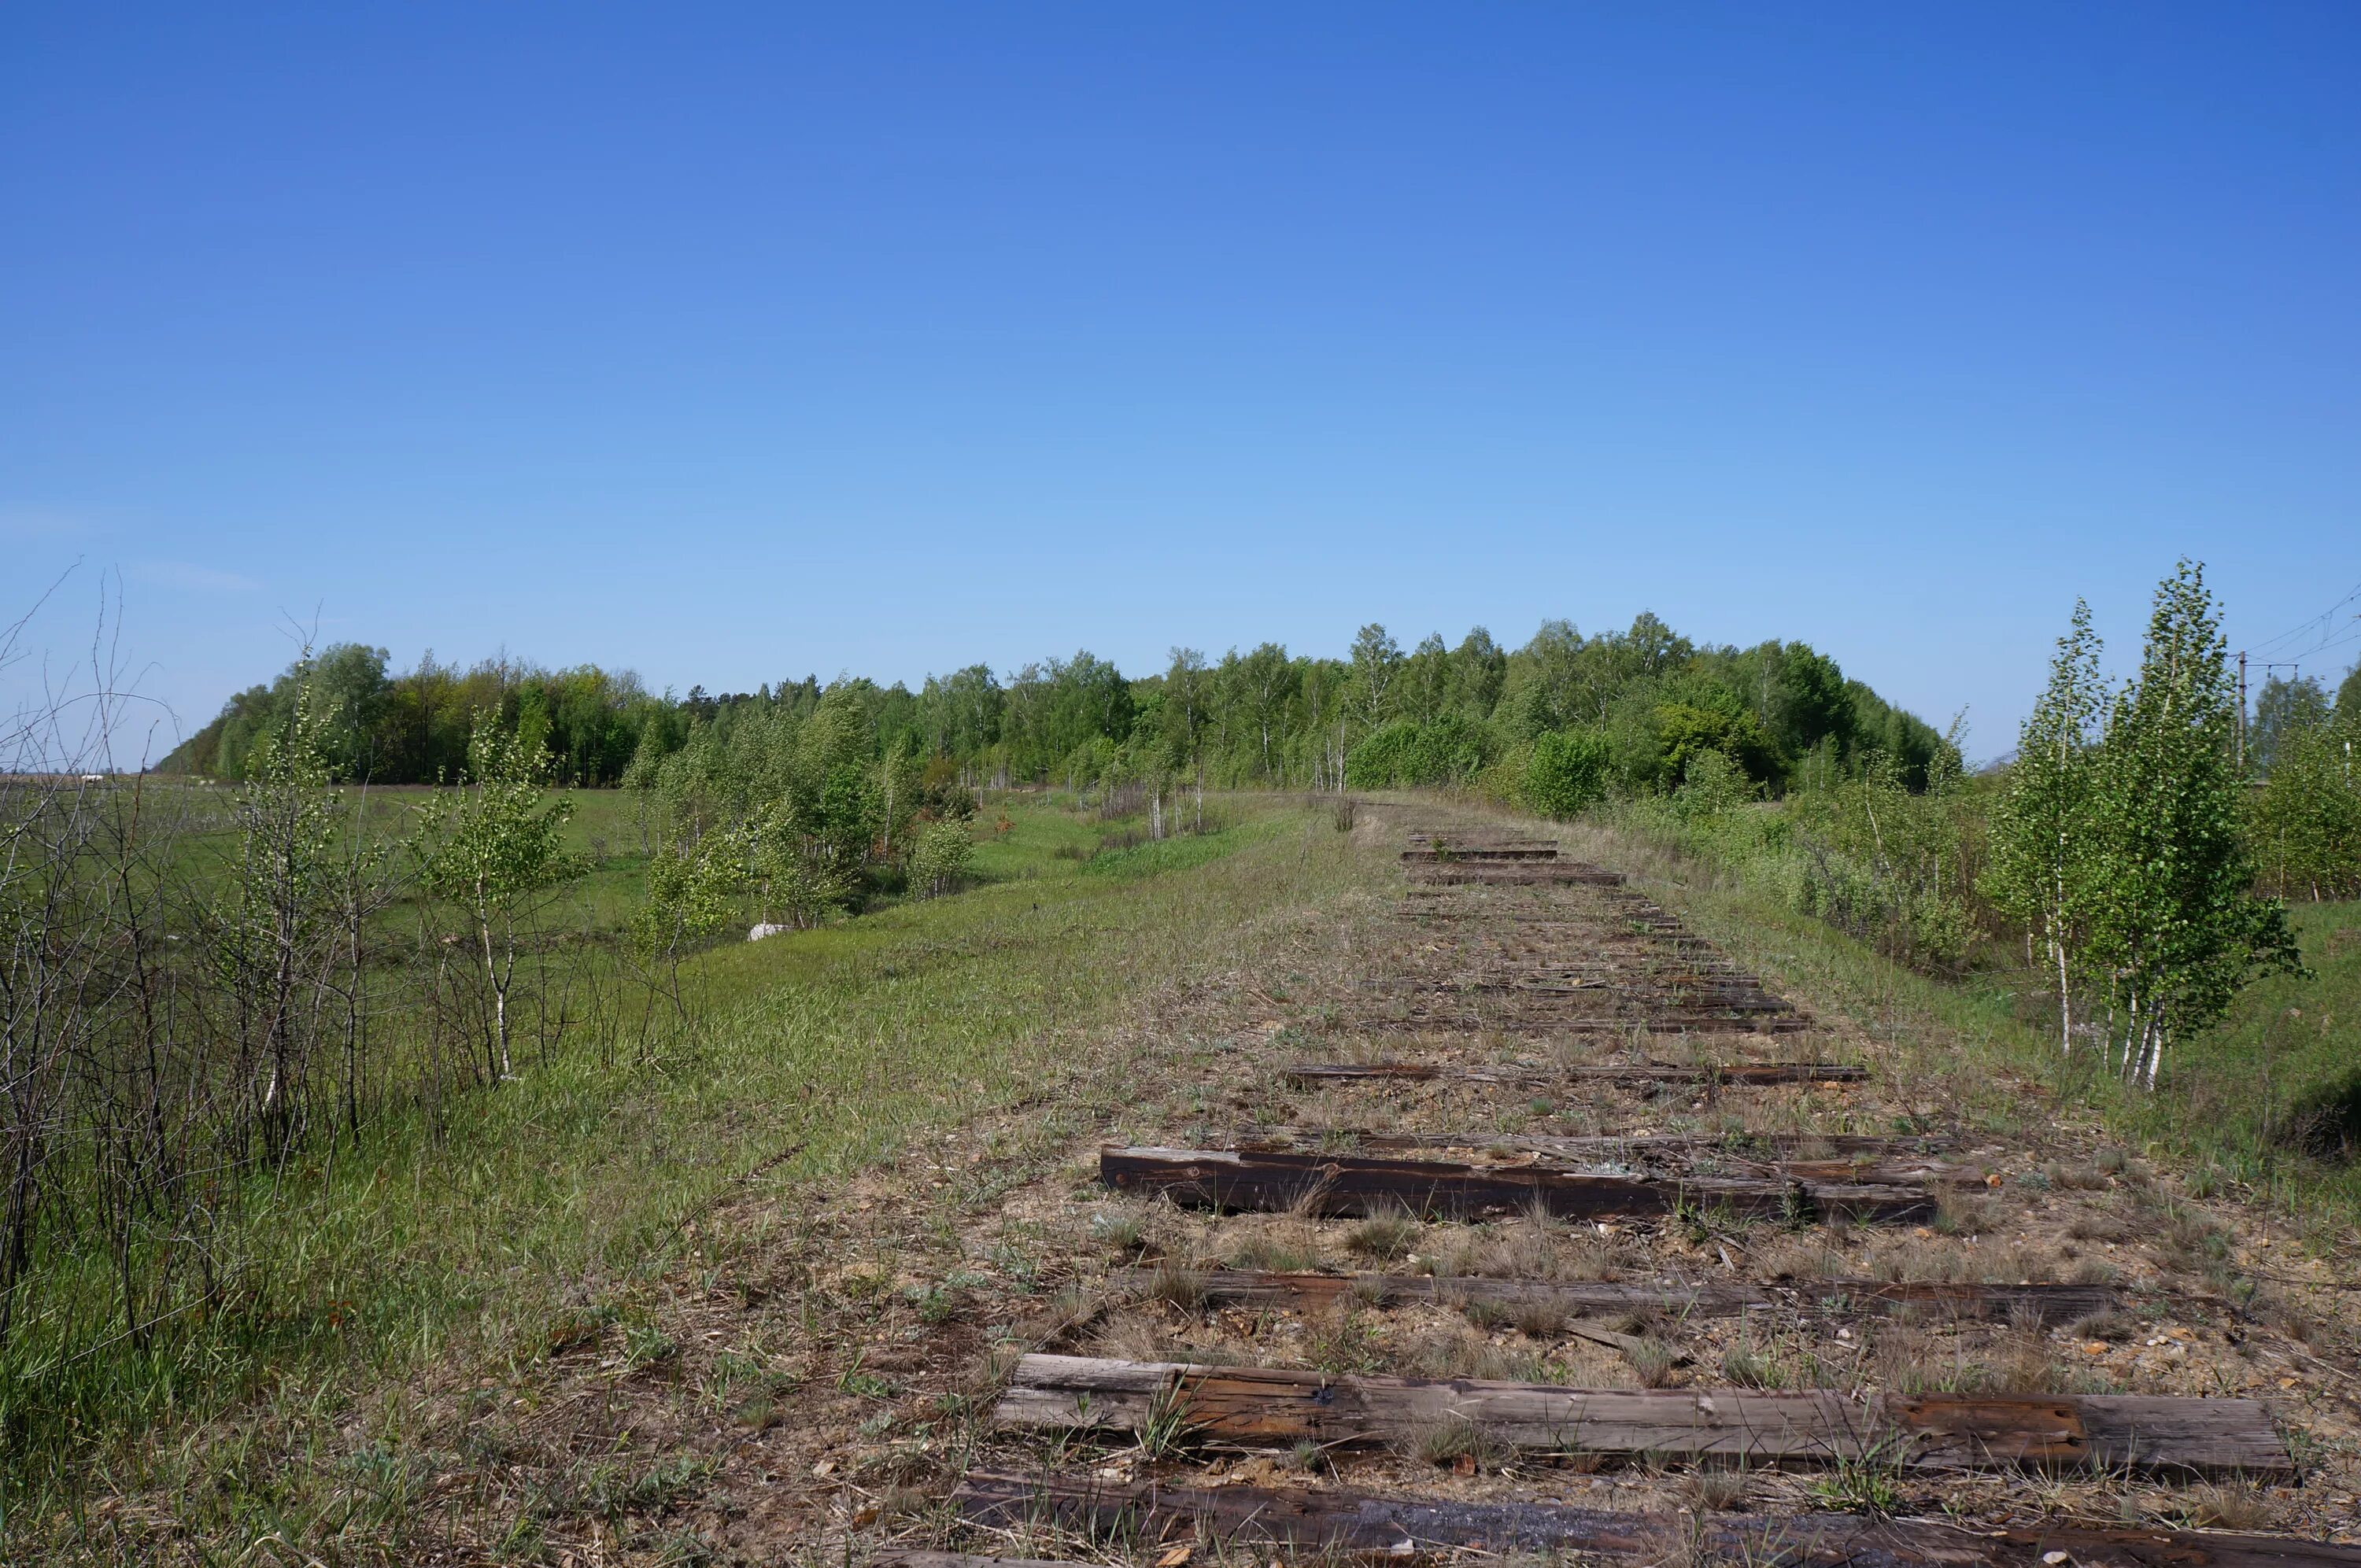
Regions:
[[1090, 1211, 1151, 1257], [622, 1323, 678, 1369], [1624, 1337, 1678, 1388], [1510, 1298, 1565, 1337], [1223, 1219, 1321, 1273], [2171, 1481, 2274, 1531], [1409, 1416, 1509, 1472], [1144, 1264, 1206, 1314], [1347, 1212, 1420, 1261], [2071, 1308, 2139, 1343], [1685, 1467, 1752, 1511], [1809, 1448, 1904, 1515], [1720, 1345, 1785, 1389]]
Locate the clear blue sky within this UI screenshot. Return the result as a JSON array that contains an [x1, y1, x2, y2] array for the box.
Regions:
[[6, 4, 2357, 765]]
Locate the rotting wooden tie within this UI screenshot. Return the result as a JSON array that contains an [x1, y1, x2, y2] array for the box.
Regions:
[[1302, 1127, 1956, 1158], [1212, 1127, 1968, 1187], [1388, 911, 1720, 935], [1437, 959, 1767, 980], [1346, 1007, 1818, 1035], [1406, 865, 1629, 886], [1099, 1144, 1933, 1223], [1112, 1267, 2123, 1326], [1403, 834, 1560, 849], [1284, 1061, 1866, 1087], [876, 1555, 1087, 1568], [1401, 845, 1561, 862], [993, 1355, 2294, 1480], [954, 1470, 2356, 1564], [1358, 977, 1798, 1012]]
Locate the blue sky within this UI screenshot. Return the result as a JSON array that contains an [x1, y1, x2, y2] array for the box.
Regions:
[[5, 4, 2357, 765]]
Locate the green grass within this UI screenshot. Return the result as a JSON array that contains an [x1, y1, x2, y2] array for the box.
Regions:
[[959, 791, 1254, 884], [1568, 815, 2361, 1240], [103, 780, 1192, 939], [2, 792, 1372, 1545], [1981, 898, 2361, 1211], [88, 777, 663, 933], [962, 791, 1109, 880], [1078, 823, 1257, 880]]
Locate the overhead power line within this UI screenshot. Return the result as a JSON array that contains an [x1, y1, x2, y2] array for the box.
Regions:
[[2245, 578, 2361, 664], [2232, 574, 2361, 768]]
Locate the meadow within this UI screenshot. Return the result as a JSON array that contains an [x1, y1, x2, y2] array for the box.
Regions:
[[2, 785, 1358, 1544]]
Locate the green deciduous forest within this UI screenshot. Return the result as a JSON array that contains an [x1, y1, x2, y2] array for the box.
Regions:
[[155, 613, 1951, 806]]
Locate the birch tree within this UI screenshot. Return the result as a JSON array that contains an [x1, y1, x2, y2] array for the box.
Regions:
[[1235, 642, 1298, 781], [1350, 624, 1404, 727], [413, 714, 583, 1081], [1982, 600, 2105, 1052], [909, 820, 975, 898], [216, 676, 351, 1155], [2085, 563, 2300, 1088], [634, 821, 745, 1013], [2247, 705, 2361, 899]]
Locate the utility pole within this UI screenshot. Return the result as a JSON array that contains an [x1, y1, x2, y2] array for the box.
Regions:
[[2236, 650, 2248, 772]]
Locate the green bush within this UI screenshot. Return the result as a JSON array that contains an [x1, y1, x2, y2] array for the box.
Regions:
[[2247, 714, 2361, 901], [1523, 729, 1611, 818], [1671, 748, 1757, 819], [1654, 700, 1777, 787], [909, 820, 977, 897], [1344, 714, 1493, 789]]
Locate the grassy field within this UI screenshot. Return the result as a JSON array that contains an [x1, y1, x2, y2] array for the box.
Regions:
[[6, 789, 1372, 1551]]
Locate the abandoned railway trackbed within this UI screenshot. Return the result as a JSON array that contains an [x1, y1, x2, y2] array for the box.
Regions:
[[414, 801, 2361, 1566], [875, 806, 2361, 1566]]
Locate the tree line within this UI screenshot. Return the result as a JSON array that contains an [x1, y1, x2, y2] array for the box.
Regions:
[[157, 614, 1951, 813]]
